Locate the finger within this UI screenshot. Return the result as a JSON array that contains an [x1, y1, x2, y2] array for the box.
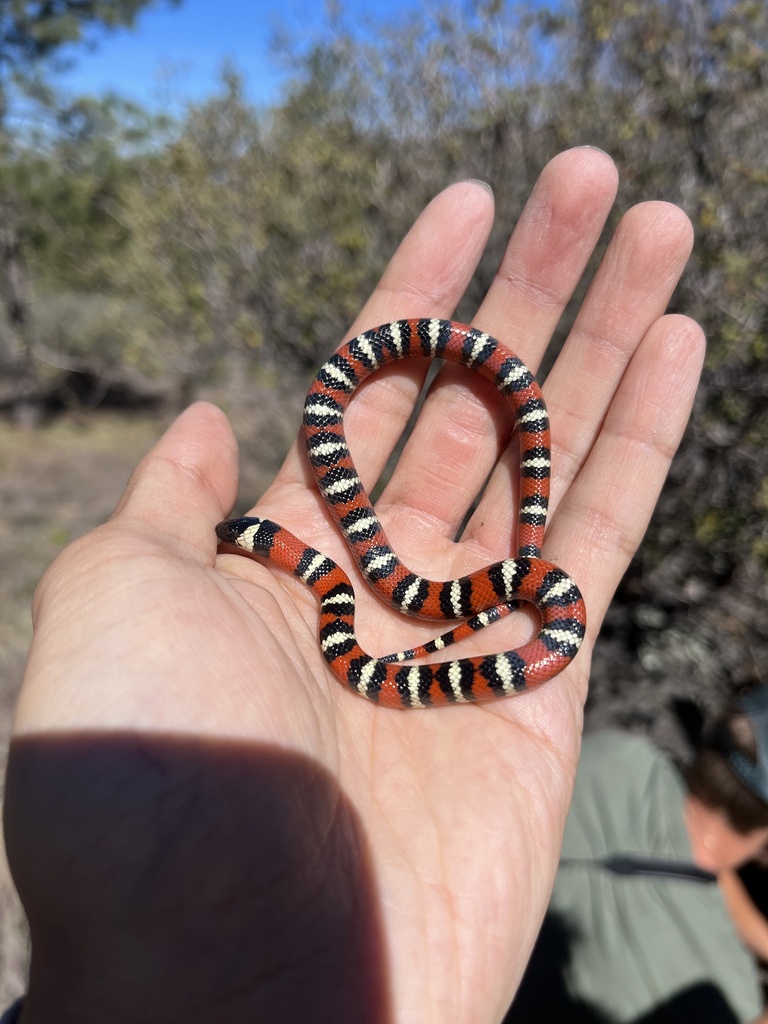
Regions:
[[474, 146, 619, 368], [545, 314, 705, 635], [113, 402, 239, 558], [465, 200, 694, 550], [377, 148, 620, 548], [544, 200, 694, 502], [261, 180, 495, 507]]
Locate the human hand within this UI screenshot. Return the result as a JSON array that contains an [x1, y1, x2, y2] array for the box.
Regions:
[[4, 148, 704, 1024]]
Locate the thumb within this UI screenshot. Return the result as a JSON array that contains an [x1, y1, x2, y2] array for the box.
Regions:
[[113, 402, 239, 558]]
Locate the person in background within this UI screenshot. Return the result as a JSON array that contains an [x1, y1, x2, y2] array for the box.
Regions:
[[509, 687, 768, 1024]]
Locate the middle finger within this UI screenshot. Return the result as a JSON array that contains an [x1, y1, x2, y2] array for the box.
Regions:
[[377, 148, 620, 556], [466, 198, 694, 556]]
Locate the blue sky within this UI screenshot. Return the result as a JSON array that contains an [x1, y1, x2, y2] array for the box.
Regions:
[[57, 0, 421, 110]]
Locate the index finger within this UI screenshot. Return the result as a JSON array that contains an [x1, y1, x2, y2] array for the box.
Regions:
[[261, 179, 496, 509]]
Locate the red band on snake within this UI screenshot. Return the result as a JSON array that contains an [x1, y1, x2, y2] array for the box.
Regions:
[[216, 318, 586, 709]]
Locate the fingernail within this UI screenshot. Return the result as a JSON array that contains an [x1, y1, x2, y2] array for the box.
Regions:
[[576, 145, 611, 156], [463, 179, 494, 196]]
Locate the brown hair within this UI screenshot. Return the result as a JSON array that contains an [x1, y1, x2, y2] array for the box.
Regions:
[[685, 710, 768, 834]]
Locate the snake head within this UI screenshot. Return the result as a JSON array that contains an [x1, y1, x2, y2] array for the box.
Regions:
[[215, 517, 279, 554]]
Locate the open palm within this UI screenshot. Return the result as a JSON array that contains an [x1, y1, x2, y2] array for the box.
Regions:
[[5, 149, 704, 1024]]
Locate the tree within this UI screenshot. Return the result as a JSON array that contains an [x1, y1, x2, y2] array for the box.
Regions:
[[119, 59, 384, 378], [117, 69, 268, 383], [0, 0, 180, 416]]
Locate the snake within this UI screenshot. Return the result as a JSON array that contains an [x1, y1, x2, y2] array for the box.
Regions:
[[216, 318, 586, 709]]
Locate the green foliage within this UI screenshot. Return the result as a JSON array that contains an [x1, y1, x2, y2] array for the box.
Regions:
[[0, 0, 181, 404], [19, 96, 167, 287], [116, 70, 267, 372]]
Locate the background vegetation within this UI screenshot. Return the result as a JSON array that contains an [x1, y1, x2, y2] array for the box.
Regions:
[[1, 0, 767, 998]]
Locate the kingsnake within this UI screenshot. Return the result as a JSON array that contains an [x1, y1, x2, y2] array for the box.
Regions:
[[216, 318, 586, 709]]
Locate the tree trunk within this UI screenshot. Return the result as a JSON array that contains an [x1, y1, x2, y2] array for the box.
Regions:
[[0, 199, 40, 423]]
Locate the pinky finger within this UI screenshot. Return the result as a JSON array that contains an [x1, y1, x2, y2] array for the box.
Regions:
[[547, 314, 705, 643]]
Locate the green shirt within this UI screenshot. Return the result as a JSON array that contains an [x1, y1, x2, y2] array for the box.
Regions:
[[512, 731, 762, 1023]]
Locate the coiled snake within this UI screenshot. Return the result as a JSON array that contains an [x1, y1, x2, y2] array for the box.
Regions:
[[216, 318, 586, 709]]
